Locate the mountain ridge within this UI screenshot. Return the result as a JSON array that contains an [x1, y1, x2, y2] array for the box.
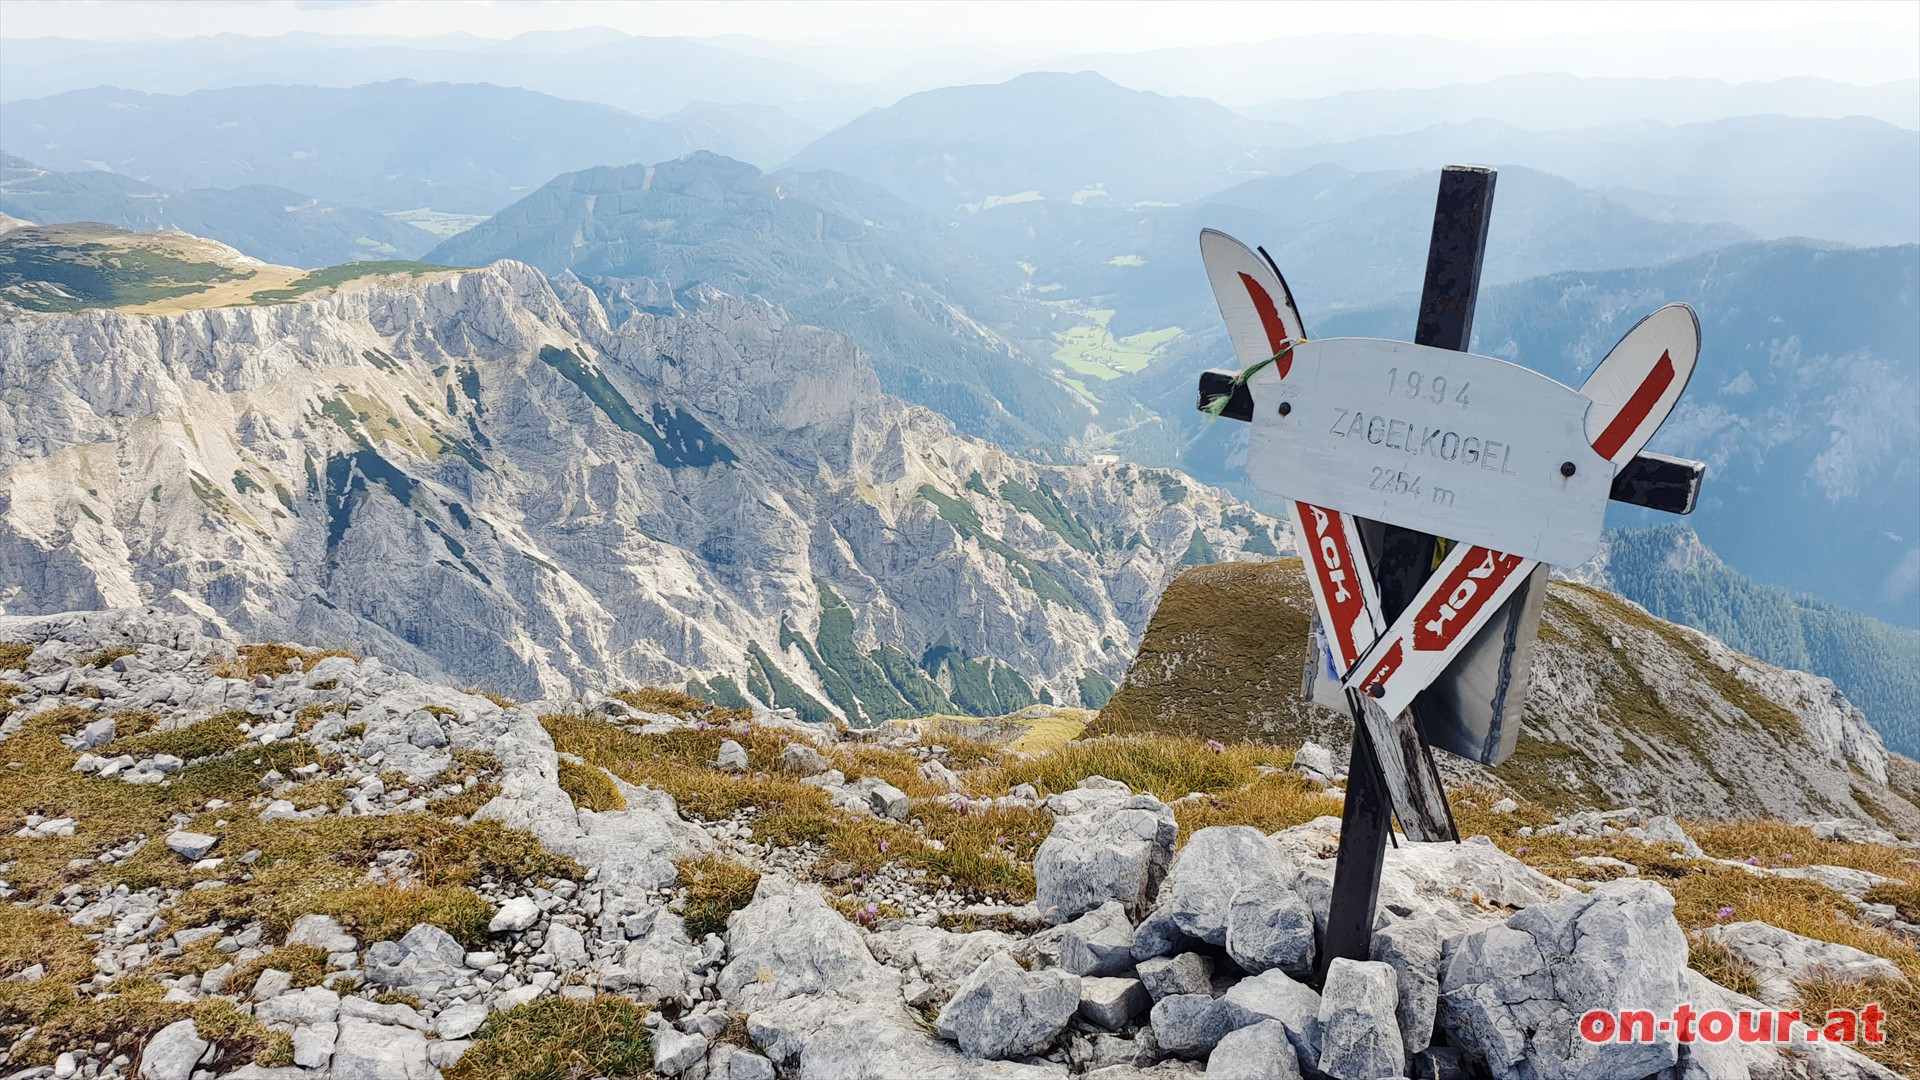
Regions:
[[0, 233, 1279, 721]]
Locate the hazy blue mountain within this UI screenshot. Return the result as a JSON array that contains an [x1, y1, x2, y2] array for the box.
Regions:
[[0, 32, 865, 123], [965, 164, 1753, 337], [1248, 74, 1920, 140], [1044, 26, 1920, 104], [1593, 525, 1920, 757], [657, 101, 823, 168], [786, 71, 1303, 212], [1285, 115, 1920, 246], [1309, 241, 1920, 626], [0, 81, 706, 215], [0, 155, 438, 268], [427, 152, 1090, 449]]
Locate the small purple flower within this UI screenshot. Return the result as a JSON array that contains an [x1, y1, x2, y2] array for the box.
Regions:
[[1516, 846, 1529, 856], [1744, 857, 1760, 865], [878, 839, 890, 854], [1206, 739, 1225, 753], [1717, 906, 1735, 920]]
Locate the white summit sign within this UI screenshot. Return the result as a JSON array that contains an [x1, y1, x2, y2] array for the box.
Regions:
[[1243, 337, 1614, 567]]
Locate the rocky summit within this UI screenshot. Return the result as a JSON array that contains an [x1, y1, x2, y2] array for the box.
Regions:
[[2, 609, 1914, 1079], [0, 238, 1279, 719]]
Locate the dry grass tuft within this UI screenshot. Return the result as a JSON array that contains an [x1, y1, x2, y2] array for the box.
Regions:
[[558, 758, 626, 812], [1686, 818, 1920, 881], [212, 643, 357, 681], [611, 686, 751, 724], [447, 995, 651, 1080], [987, 735, 1289, 802], [116, 711, 255, 761], [1170, 772, 1345, 843], [0, 643, 33, 671], [226, 944, 331, 997], [1794, 973, 1918, 1074], [677, 855, 762, 938], [1687, 937, 1763, 999], [81, 645, 137, 668], [1, 973, 287, 1070]]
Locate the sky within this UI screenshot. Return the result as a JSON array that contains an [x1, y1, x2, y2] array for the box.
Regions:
[[3, 0, 1916, 53]]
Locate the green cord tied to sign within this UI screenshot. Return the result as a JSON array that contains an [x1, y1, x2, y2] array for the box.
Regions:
[[1201, 338, 1304, 418]]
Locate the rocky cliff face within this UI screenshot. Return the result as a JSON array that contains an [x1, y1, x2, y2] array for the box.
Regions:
[[0, 261, 1281, 718], [1099, 560, 1919, 829]]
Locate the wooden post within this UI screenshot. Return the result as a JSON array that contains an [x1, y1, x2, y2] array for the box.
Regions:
[[1318, 165, 1494, 981]]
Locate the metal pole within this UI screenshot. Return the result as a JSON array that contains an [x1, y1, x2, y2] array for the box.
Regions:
[[1318, 166, 1495, 982]]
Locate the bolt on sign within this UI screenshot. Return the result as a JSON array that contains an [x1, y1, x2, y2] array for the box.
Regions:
[[1194, 166, 1707, 975]]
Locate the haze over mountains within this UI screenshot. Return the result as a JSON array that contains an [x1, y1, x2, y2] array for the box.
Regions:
[[1, 23, 1915, 735]]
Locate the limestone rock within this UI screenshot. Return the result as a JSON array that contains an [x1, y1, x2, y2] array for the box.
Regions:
[[1439, 879, 1688, 1080], [1203, 1021, 1303, 1080], [935, 952, 1081, 1060], [330, 1016, 434, 1079], [1316, 958, 1404, 1080], [1060, 901, 1137, 977], [1035, 787, 1178, 925], [1701, 921, 1908, 1007], [254, 986, 339, 1028], [1159, 826, 1297, 945], [720, 877, 900, 1012], [1149, 994, 1234, 1059], [285, 913, 358, 954], [654, 1026, 709, 1076], [435, 1001, 489, 1040], [780, 744, 831, 775], [365, 923, 468, 991], [1131, 904, 1204, 963], [490, 896, 541, 933], [920, 758, 964, 792], [1079, 976, 1149, 1030], [1224, 878, 1315, 977], [165, 831, 218, 860], [1137, 953, 1214, 1002], [136, 1019, 208, 1080], [1216, 971, 1322, 1078], [1370, 914, 1457, 1055]]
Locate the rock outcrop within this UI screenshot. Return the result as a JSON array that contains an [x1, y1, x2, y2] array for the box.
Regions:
[[0, 261, 1282, 719]]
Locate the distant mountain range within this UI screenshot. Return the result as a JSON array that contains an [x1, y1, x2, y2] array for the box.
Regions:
[[1248, 73, 1920, 140], [9, 26, 1915, 121], [0, 80, 810, 215], [0, 154, 439, 268], [1315, 240, 1920, 627], [959, 163, 1753, 337], [1283, 114, 1920, 246], [425, 151, 1088, 450], [0, 32, 864, 123], [785, 70, 1299, 212]]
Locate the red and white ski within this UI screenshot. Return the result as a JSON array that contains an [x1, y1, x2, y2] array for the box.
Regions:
[[1202, 230, 1459, 839], [1199, 229, 1384, 675], [1343, 304, 1700, 716]]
